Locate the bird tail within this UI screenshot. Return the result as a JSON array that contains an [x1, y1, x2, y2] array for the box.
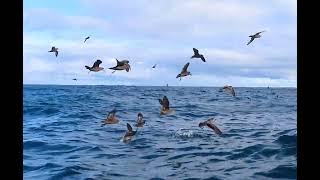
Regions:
[[85, 66, 90, 70]]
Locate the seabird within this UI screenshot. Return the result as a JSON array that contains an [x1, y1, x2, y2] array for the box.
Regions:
[[222, 85, 236, 97], [191, 48, 206, 62], [159, 96, 174, 115], [199, 118, 222, 135], [123, 123, 137, 142], [247, 31, 266, 45], [152, 64, 157, 69], [136, 112, 145, 127], [85, 60, 105, 73], [176, 62, 191, 80], [72, 78, 77, 81], [109, 59, 131, 73], [101, 109, 119, 126], [84, 36, 90, 43], [48, 46, 59, 57]]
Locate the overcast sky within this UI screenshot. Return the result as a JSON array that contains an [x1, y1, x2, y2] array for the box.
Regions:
[[23, 0, 296, 87]]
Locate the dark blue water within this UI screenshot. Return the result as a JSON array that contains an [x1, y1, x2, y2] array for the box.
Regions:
[[23, 85, 297, 180]]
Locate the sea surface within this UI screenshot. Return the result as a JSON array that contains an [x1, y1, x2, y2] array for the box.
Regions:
[[23, 85, 297, 180]]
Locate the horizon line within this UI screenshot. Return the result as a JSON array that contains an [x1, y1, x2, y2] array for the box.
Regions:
[[23, 83, 297, 88]]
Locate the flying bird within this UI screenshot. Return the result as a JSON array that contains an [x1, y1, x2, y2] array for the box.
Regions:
[[247, 31, 266, 45], [176, 62, 192, 80], [101, 109, 119, 126], [159, 96, 174, 115], [48, 46, 59, 57], [84, 36, 90, 43], [199, 118, 222, 135], [222, 85, 236, 97], [72, 78, 77, 81], [109, 59, 131, 73], [191, 48, 206, 62], [85, 60, 105, 73], [136, 113, 145, 127], [152, 64, 157, 69], [123, 123, 137, 142]]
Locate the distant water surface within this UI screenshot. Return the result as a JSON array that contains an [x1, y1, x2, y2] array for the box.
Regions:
[[23, 85, 297, 180]]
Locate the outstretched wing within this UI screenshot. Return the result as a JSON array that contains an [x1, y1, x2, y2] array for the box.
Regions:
[[182, 62, 190, 73], [256, 30, 266, 35], [193, 48, 199, 55], [127, 123, 133, 132], [247, 37, 255, 45], [125, 64, 131, 72], [93, 60, 102, 68], [206, 119, 222, 135], [162, 96, 170, 109], [200, 55, 206, 62], [107, 109, 116, 119], [55, 51, 58, 57]]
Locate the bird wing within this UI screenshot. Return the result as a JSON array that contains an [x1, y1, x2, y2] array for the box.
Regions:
[[116, 59, 125, 66], [224, 86, 235, 96], [125, 64, 131, 72], [200, 55, 206, 62], [162, 96, 170, 109], [55, 51, 58, 57], [127, 123, 133, 132], [257, 30, 266, 34], [206, 120, 222, 135], [107, 109, 116, 119], [247, 37, 255, 45], [193, 48, 199, 55], [182, 62, 190, 73], [93, 60, 102, 68]]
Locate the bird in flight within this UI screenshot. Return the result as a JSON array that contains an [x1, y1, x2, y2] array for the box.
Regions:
[[109, 59, 131, 73], [84, 36, 90, 43], [48, 46, 59, 57], [247, 31, 266, 45], [85, 60, 105, 73], [176, 62, 191, 80], [159, 96, 174, 115], [152, 64, 157, 69], [191, 48, 206, 62], [199, 118, 222, 135], [221, 85, 236, 97]]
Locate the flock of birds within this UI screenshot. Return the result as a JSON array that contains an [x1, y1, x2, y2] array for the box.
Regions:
[[47, 31, 266, 142]]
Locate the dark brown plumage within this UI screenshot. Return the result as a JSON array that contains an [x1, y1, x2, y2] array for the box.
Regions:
[[199, 118, 222, 135], [191, 48, 206, 62], [101, 109, 119, 126], [176, 62, 191, 80]]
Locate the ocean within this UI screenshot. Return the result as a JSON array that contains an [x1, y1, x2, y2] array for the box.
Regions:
[[23, 85, 297, 180]]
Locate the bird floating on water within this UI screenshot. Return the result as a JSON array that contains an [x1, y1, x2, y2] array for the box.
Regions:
[[101, 109, 119, 126], [109, 59, 131, 73], [136, 112, 145, 127], [123, 123, 137, 142], [247, 31, 266, 45], [191, 48, 206, 62], [48, 46, 59, 57], [84, 36, 90, 43], [199, 118, 222, 135], [159, 96, 174, 115], [85, 60, 105, 73], [222, 85, 236, 97], [176, 62, 191, 81]]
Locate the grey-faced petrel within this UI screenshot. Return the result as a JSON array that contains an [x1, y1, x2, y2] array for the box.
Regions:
[[191, 48, 206, 62], [85, 60, 105, 73], [123, 123, 137, 142], [84, 36, 90, 43], [109, 59, 131, 73], [136, 112, 145, 127], [247, 31, 266, 45], [101, 109, 119, 126], [176, 62, 192, 80], [48, 46, 59, 57], [222, 85, 236, 97], [199, 118, 222, 135], [159, 96, 174, 115]]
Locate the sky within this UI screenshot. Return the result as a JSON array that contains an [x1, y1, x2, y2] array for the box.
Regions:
[[23, 0, 297, 87]]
